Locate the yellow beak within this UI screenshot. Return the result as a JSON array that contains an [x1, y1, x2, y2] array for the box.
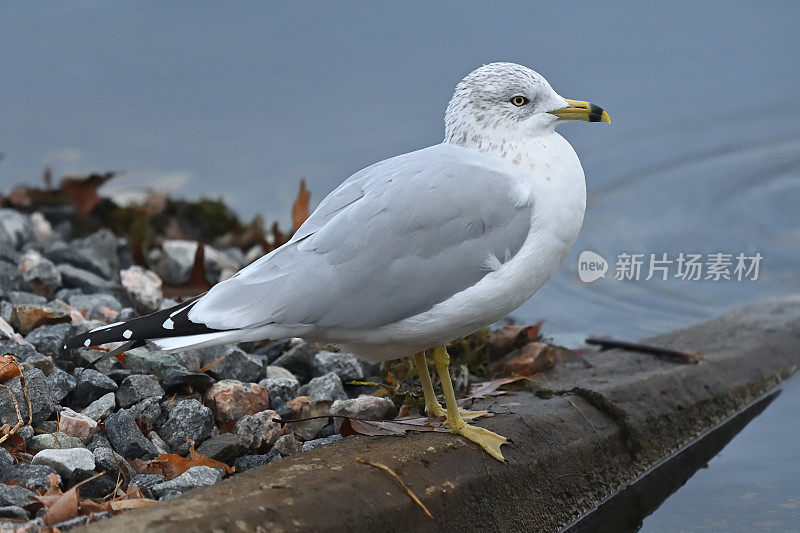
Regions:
[[549, 99, 611, 123]]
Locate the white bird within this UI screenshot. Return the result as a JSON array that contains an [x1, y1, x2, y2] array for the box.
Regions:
[[66, 62, 610, 461]]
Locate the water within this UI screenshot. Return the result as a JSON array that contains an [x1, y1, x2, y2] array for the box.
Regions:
[[2, 2, 798, 529]]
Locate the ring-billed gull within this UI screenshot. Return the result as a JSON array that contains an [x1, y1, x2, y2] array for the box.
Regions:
[[66, 62, 610, 461]]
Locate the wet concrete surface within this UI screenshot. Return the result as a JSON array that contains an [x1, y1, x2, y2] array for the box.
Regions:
[[80, 296, 800, 532]]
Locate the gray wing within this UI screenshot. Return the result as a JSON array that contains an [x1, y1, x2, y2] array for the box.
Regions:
[[189, 144, 533, 330]]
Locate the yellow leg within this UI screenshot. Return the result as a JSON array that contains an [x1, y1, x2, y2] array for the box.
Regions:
[[412, 352, 491, 422], [431, 346, 507, 461]]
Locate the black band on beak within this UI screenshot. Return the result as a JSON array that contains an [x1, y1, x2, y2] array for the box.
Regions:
[[588, 104, 607, 123]]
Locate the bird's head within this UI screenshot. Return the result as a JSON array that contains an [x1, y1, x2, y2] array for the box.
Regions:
[[444, 62, 610, 148]]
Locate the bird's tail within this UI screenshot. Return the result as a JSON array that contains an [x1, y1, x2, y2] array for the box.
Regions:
[[63, 295, 237, 356]]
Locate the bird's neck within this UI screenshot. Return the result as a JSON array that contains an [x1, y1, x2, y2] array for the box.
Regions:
[[444, 123, 556, 161]]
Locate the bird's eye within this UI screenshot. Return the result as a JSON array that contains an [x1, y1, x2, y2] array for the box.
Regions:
[[510, 95, 529, 107]]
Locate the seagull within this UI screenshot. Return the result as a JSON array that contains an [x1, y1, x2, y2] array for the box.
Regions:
[[65, 62, 610, 461]]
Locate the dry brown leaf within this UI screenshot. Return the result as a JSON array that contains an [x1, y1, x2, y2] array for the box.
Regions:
[[291, 179, 311, 233], [467, 377, 526, 399], [340, 417, 450, 437], [130, 443, 233, 480], [487, 322, 543, 360], [109, 499, 156, 511], [0, 356, 21, 383], [490, 341, 582, 376]]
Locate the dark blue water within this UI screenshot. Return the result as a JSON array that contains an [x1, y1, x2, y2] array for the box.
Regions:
[[1, 3, 798, 529]]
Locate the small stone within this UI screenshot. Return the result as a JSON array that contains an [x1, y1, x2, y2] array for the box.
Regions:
[[158, 490, 183, 501], [203, 346, 263, 383], [0, 448, 14, 472], [272, 342, 314, 382], [67, 293, 122, 322], [116, 374, 164, 408], [310, 351, 364, 382], [234, 410, 281, 453], [158, 399, 215, 452], [57, 264, 117, 292], [329, 397, 397, 432], [92, 447, 120, 478], [28, 432, 85, 453], [273, 435, 303, 456], [4, 291, 47, 306], [31, 448, 95, 480], [264, 365, 298, 381], [150, 466, 223, 498], [302, 372, 347, 404], [1, 464, 61, 491], [131, 473, 166, 490], [0, 317, 26, 345], [0, 484, 36, 508], [29, 212, 53, 245], [81, 392, 116, 421], [0, 368, 55, 426], [19, 353, 54, 375], [204, 380, 269, 423], [147, 240, 199, 285], [0, 506, 28, 520], [88, 433, 111, 451], [234, 449, 281, 473], [17, 250, 62, 297], [24, 322, 71, 359], [69, 368, 118, 409], [162, 369, 215, 392], [72, 471, 117, 499], [10, 304, 70, 334], [285, 396, 331, 440], [149, 431, 169, 454], [274, 402, 297, 421], [56, 229, 120, 280], [57, 408, 98, 443], [17, 426, 34, 447], [259, 377, 300, 404], [131, 396, 162, 428], [0, 209, 32, 250], [171, 350, 203, 372], [0, 260, 26, 290], [301, 434, 343, 452], [105, 408, 158, 459], [124, 348, 183, 378], [195, 433, 245, 465], [253, 338, 292, 364], [120, 266, 163, 314]]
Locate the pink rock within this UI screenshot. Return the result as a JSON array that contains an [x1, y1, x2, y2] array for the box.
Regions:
[[58, 408, 98, 443], [204, 380, 270, 423]]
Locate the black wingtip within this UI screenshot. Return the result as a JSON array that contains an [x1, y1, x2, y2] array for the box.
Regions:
[[62, 295, 226, 352]]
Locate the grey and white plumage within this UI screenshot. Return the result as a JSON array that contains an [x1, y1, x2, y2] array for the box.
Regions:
[[66, 62, 600, 362]]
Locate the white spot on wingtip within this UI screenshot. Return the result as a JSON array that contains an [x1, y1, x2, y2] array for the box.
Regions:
[[84, 339, 91, 347], [162, 318, 175, 330], [123, 329, 133, 339]]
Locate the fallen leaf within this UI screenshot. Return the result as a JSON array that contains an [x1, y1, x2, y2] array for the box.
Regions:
[[466, 377, 526, 399], [291, 179, 311, 233], [0, 356, 21, 383], [130, 443, 233, 480], [487, 322, 543, 360], [490, 341, 583, 376], [340, 417, 450, 437], [109, 499, 156, 511], [32, 472, 104, 526]]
